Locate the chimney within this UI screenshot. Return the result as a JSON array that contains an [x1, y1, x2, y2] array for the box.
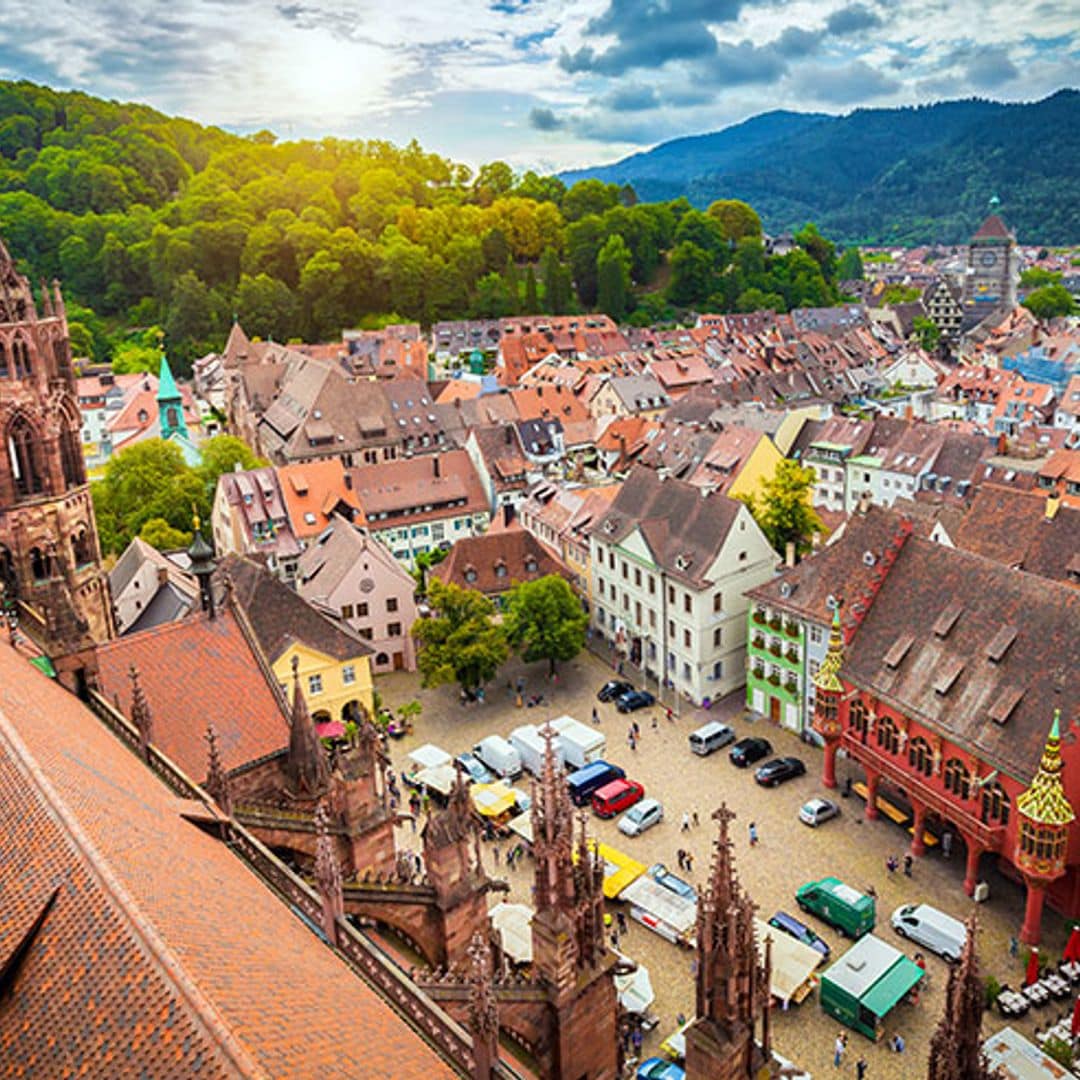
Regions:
[[157, 565, 169, 586], [857, 491, 872, 514], [1045, 490, 1061, 521], [784, 541, 796, 568], [433, 455, 440, 478]]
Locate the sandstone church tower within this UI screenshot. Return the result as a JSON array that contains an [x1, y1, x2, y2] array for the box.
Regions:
[[0, 235, 113, 688]]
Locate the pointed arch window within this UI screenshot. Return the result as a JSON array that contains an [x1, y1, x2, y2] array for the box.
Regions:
[[59, 423, 85, 488], [7, 415, 45, 497], [71, 526, 92, 568], [981, 782, 1010, 826], [876, 715, 900, 754], [943, 758, 971, 800], [908, 736, 933, 777], [12, 338, 32, 378], [0, 341, 8, 379], [849, 699, 869, 742], [29, 547, 51, 580]]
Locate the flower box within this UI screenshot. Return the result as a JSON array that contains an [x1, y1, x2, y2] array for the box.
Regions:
[[768, 616, 783, 631], [767, 673, 781, 687], [768, 641, 783, 657], [785, 649, 800, 664], [784, 621, 800, 638]]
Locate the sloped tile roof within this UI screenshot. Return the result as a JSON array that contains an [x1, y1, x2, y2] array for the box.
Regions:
[[432, 526, 569, 595], [841, 538, 1080, 780], [0, 642, 456, 1079], [96, 608, 289, 778]]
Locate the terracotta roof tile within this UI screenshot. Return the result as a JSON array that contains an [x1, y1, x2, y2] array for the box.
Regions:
[[0, 642, 456, 1079]]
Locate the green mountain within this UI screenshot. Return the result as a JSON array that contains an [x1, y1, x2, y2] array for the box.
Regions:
[[561, 91, 1080, 244]]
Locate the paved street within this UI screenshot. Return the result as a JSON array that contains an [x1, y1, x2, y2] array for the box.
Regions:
[[379, 648, 1069, 1078]]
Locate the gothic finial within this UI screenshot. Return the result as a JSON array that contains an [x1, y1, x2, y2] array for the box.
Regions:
[[314, 802, 344, 945], [128, 663, 153, 760], [204, 723, 232, 815], [286, 658, 330, 796], [467, 931, 499, 1078]]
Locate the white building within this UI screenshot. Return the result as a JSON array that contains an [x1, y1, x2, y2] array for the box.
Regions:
[[587, 466, 777, 706]]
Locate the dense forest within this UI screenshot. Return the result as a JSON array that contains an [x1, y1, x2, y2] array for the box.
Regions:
[[0, 80, 842, 374], [563, 91, 1080, 245]]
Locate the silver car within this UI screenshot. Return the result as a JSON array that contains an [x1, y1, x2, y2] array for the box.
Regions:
[[799, 797, 841, 827], [618, 798, 664, 837]]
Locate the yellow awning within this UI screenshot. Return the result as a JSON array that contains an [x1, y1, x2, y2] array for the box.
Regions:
[[470, 781, 518, 818]]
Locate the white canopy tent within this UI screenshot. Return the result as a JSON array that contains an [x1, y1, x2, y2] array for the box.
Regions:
[[490, 902, 533, 964]]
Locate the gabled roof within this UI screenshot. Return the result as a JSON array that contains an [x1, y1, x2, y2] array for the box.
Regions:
[[0, 642, 456, 1079], [972, 214, 1012, 242], [222, 554, 373, 665], [842, 538, 1080, 780], [277, 459, 361, 539], [589, 466, 747, 586], [431, 526, 569, 595], [96, 607, 291, 779], [951, 486, 1080, 585], [296, 514, 414, 601]]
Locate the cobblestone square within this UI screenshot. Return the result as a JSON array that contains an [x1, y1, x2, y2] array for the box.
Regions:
[[381, 649, 1069, 1078]]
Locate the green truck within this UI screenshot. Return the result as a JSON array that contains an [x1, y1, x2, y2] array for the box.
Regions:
[[819, 934, 925, 1040], [795, 877, 875, 938]]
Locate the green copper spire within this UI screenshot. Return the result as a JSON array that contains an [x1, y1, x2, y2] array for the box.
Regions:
[[157, 354, 189, 441]]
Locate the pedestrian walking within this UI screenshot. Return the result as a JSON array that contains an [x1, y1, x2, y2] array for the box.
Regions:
[[493, 845, 500, 865], [833, 1034, 845, 1068], [592, 706, 599, 725], [610, 930, 620, 950], [632, 721, 641, 738], [617, 659, 625, 676], [942, 830, 953, 860], [1009, 935, 1019, 958], [749, 822, 759, 847], [886, 855, 898, 874], [856, 1056, 867, 1079], [666, 706, 674, 723], [685, 852, 694, 873], [651, 714, 658, 730], [631, 1027, 643, 1056], [677, 848, 685, 870], [692, 810, 700, 827], [903, 853, 913, 877], [617, 911, 628, 934], [681, 812, 691, 832], [890, 1034, 905, 1054], [516, 676, 525, 694]]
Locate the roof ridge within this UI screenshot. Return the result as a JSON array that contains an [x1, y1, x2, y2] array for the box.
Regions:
[[0, 697, 268, 1078], [95, 608, 222, 653]]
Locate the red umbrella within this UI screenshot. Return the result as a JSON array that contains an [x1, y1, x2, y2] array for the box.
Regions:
[[1026, 946, 1041, 987], [1066, 927, 1080, 964], [1072, 997, 1080, 1038]]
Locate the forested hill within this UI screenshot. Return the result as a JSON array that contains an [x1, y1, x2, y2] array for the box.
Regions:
[[561, 91, 1080, 245], [0, 79, 851, 375]]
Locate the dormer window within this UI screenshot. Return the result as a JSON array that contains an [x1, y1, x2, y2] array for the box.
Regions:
[[495, 561, 507, 578], [464, 566, 478, 583], [524, 557, 538, 573]]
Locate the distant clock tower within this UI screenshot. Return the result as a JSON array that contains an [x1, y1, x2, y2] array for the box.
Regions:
[[963, 197, 1017, 314]]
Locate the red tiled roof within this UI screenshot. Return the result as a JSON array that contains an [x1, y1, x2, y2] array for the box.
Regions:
[[972, 214, 1011, 241], [96, 609, 289, 778], [432, 526, 570, 595], [0, 642, 456, 1078]]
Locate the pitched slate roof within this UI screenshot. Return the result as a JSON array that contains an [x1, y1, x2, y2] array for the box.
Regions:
[[589, 466, 746, 587], [96, 608, 290, 778], [221, 554, 373, 664], [841, 538, 1080, 781], [972, 214, 1012, 241], [0, 642, 456, 1079]]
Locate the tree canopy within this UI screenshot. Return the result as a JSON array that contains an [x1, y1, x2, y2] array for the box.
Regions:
[[1022, 284, 1076, 319], [740, 459, 826, 557], [502, 575, 588, 677], [411, 579, 509, 696]]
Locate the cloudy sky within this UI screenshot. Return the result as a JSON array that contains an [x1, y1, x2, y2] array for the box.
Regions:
[[1, 0, 1076, 170]]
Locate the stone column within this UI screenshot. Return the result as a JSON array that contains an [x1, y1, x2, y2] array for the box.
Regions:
[[865, 768, 880, 821], [1020, 878, 1048, 946], [962, 836, 983, 897], [910, 801, 928, 857]]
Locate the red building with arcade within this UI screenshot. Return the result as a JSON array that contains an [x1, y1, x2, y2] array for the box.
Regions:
[[811, 533, 1080, 945]]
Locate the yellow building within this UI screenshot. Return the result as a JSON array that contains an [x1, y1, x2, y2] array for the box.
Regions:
[[723, 431, 784, 504], [223, 554, 376, 727]]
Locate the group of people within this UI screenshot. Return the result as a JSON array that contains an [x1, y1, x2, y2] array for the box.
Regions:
[[885, 852, 914, 877]]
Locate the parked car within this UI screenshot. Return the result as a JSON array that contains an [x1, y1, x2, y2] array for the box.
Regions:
[[592, 778, 645, 818], [729, 737, 772, 767], [637, 1057, 685, 1080], [799, 797, 841, 827], [648, 863, 697, 901], [616, 689, 656, 713], [768, 910, 831, 963], [688, 721, 736, 756], [598, 679, 634, 702], [755, 756, 806, 787], [567, 760, 626, 807], [456, 752, 494, 785], [619, 797, 664, 837], [891, 903, 967, 963]]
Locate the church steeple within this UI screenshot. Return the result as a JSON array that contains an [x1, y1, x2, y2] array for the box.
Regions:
[[157, 353, 189, 441]]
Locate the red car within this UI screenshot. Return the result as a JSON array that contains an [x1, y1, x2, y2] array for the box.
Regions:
[[592, 778, 645, 818]]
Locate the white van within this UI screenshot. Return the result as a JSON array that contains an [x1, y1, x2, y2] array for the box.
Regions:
[[509, 724, 564, 776], [549, 715, 605, 769], [890, 903, 967, 962], [689, 721, 736, 756], [474, 735, 523, 780]]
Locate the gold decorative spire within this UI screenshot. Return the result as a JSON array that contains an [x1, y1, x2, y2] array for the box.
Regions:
[[1017, 711, 1076, 827], [812, 607, 844, 694]]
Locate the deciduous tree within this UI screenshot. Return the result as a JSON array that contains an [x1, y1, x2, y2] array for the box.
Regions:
[[740, 459, 825, 557], [502, 575, 587, 677], [412, 579, 509, 697]]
